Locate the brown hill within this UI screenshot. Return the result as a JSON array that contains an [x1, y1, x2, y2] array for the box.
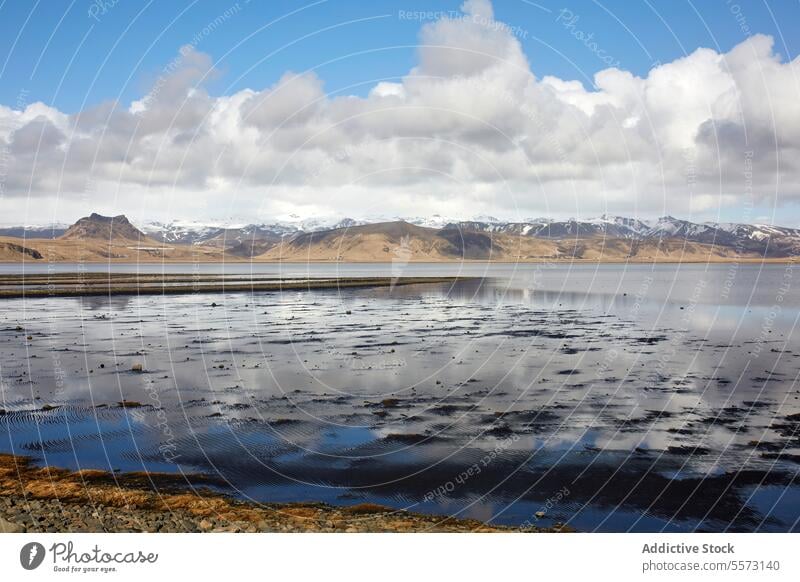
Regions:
[[270, 221, 447, 260], [0, 213, 228, 262], [259, 221, 504, 261], [0, 241, 44, 261], [61, 213, 152, 242]]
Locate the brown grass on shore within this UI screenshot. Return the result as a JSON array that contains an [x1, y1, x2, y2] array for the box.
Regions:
[[1, 454, 558, 533], [0, 453, 235, 517]]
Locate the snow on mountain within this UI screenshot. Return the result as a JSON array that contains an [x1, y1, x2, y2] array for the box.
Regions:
[[13, 213, 799, 258], [140, 220, 227, 244], [139, 216, 373, 245], [403, 215, 454, 229], [715, 222, 800, 242], [642, 217, 746, 246], [472, 215, 503, 224], [273, 214, 371, 232], [588, 214, 651, 235], [446, 215, 650, 239], [0, 223, 69, 238]]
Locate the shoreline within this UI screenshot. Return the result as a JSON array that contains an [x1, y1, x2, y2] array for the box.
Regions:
[[0, 275, 472, 299], [0, 257, 796, 264], [0, 454, 567, 533]]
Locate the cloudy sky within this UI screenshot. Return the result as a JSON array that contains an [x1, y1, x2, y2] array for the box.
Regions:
[[1, 0, 799, 226]]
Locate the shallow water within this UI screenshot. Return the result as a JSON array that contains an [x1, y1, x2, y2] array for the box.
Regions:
[[1, 263, 798, 532]]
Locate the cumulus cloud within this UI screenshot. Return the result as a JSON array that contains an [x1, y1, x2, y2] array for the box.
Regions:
[[1, 0, 798, 224]]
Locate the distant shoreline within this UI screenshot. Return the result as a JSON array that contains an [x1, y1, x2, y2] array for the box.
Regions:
[[0, 257, 795, 264], [0, 275, 471, 299]]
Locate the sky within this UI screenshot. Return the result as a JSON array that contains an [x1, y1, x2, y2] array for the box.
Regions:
[[1, 0, 799, 227]]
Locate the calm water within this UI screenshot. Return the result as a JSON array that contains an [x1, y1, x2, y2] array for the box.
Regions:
[[1, 262, 798, 532]]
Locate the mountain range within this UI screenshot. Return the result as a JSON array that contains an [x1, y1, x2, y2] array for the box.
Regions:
[[135, 214, 800, 259], [1, 213, 798, 262]]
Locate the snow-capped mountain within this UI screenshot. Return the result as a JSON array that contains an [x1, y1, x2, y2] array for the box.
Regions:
[[588, 214, 651, 236], [445, 214, 652, 239], [0, 223, 69, 238], [405, 214, 455, 229], [714, 222, 800, 242], [139, 217, 372, 247], [641, 216, 735, 243], [12, 213, 794, 258], [136, 215, 800, 251], [140, 220, 227, 244], [139, 215, 459, 245], [141, 222, 296, 247], [442, 214, 800, 257]]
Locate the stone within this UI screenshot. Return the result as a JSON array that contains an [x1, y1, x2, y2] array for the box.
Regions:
[[0, 517, 26, 533]]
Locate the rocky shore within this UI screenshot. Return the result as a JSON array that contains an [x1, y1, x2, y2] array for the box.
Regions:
[[0, 454, 567, 533]]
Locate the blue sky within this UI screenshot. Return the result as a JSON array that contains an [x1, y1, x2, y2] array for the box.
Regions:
[[2, 0, 797, 111], [1, 0, 799, 225]]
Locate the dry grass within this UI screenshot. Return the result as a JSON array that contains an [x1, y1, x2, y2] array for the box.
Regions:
[[0, 453, 229, 518], [0, 454, 540, 532]]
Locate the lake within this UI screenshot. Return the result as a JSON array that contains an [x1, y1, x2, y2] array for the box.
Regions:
[[1, 262, 798, 532]]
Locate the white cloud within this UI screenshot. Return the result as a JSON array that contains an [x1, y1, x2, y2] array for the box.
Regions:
[[368, 82, 406, 99], [1, 1, 798, 224]]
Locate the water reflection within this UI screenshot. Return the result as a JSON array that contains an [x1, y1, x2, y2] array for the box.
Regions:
[[1, 264, 799, 532]]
